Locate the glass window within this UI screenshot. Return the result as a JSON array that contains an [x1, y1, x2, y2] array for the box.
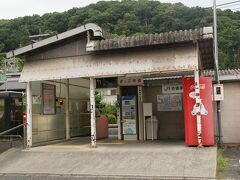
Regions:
[[111, 89, 117, 95]]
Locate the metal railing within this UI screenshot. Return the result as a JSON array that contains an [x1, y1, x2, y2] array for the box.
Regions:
[[0, 123, 27, 148]]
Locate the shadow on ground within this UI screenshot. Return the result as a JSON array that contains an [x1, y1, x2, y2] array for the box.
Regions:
[[0, 140, 23, 154]]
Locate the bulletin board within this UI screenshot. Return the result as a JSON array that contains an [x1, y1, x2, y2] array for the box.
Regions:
[[157, 94, 182, 111]]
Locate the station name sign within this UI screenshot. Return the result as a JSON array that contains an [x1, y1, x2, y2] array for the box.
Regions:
[[118, 76, 144, 86]]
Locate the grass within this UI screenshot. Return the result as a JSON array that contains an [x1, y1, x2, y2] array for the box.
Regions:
[[216, 149, 229, 179]]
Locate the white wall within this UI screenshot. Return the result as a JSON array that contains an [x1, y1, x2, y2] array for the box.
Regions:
[[221, 82, 240, 143]]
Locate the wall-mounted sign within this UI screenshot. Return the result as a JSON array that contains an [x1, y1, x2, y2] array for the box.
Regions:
[[42, 83, 56, 115], [33, 95, 41, 105], [162, 84, 183, 94], [118, 76, 143, 86], [122, 119, 136, 134], [157, 94, 182, 111]]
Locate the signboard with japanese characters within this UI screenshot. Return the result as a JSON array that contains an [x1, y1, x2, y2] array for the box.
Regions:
[[118, 77, 143, 86], [162, 84, 183, 94]]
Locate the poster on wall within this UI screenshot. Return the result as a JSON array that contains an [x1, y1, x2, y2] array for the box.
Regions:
[[157, 94, 182, 111], [32, 95, 41, 105], [42, 83, 56, 115], [122, 119, 136, 134]]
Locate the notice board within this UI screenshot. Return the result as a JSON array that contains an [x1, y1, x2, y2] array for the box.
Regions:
[[157, 94, 182, 111]]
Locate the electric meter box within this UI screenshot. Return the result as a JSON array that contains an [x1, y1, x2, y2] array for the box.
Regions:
[[213, 84, 224, 101]]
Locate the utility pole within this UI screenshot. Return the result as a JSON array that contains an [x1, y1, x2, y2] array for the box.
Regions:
[[213, 0, 222, 146], [4, 58, 7, 91]]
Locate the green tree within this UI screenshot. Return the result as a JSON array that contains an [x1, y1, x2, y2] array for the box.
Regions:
[[0, 0, 239, 69], [95, 92, 117, 124]]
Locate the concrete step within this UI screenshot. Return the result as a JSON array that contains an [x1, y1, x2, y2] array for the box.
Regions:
[[0, 173, 217, 180]]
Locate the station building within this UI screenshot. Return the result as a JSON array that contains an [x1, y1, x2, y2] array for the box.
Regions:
[[6, 23, 230, 147]]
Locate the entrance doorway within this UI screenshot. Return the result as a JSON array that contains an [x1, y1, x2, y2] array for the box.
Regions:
[[144, 84, 185, 140], [119, 79, 185, 141]]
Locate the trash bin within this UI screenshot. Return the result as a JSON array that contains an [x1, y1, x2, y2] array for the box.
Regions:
[[146, 116, 158, 140]]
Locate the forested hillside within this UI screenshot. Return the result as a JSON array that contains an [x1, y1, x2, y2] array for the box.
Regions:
[[0, 0, 239, 69]]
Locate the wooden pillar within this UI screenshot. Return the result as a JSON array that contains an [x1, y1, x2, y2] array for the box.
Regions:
[[137, 86, 144, 140], [26, 81, 32, 147], [66, 79, 70, 140], [116, 85, 122, 140], [90, 78, 97, 147]]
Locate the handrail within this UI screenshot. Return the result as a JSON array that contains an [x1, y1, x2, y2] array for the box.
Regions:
[[0, 123, 27, 136], [0, 135, 22, 139]]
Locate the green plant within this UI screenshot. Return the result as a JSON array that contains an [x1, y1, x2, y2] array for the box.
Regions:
[[95, 92, 117, 124], [95, 92, 105, 110], [217, 150, 229, 172], [217, 149, 229, 179], [0, 1, 240, 69], [106, 114, 117, 124]]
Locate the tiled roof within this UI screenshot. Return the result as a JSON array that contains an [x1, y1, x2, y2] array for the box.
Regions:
[[144, 69, 240, 81], [87, 27, 213, 51], [203, 69, 240, 76], [0, 81, 26, 91], [203, 69, 240, 81]]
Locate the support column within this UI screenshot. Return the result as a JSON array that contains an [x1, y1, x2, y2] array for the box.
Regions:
[[90, 78, 97, 147], [66, 79, 70, 140], [194, 69, 202, 147], [137, 86, 144, 140], [26, 81, 32, 147], [116, 85, 122, 140]]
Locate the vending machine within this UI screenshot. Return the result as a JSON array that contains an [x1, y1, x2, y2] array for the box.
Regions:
[[182, 77, 215, 146], [121, 96, 137, 140]]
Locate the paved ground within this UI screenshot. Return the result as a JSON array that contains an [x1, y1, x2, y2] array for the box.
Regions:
[[0, 140, 22, 153], [222, 146, 240, 179], [0, 137, 217, 179]]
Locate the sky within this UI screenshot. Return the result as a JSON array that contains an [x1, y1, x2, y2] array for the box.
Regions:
[[0, 0, 235, 19]]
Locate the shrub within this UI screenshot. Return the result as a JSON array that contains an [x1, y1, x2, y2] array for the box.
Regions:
[[95, 93, 117, 124], [107, 114, 117, 124]]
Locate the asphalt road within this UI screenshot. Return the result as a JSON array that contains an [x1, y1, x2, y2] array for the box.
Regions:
[[222, 146, 240, 179]]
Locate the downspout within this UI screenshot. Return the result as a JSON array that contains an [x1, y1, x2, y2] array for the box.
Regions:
[[213, 0, 222, 146]]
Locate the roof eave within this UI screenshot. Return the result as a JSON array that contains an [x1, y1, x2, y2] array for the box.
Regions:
[[6, 23, 103, 58]]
